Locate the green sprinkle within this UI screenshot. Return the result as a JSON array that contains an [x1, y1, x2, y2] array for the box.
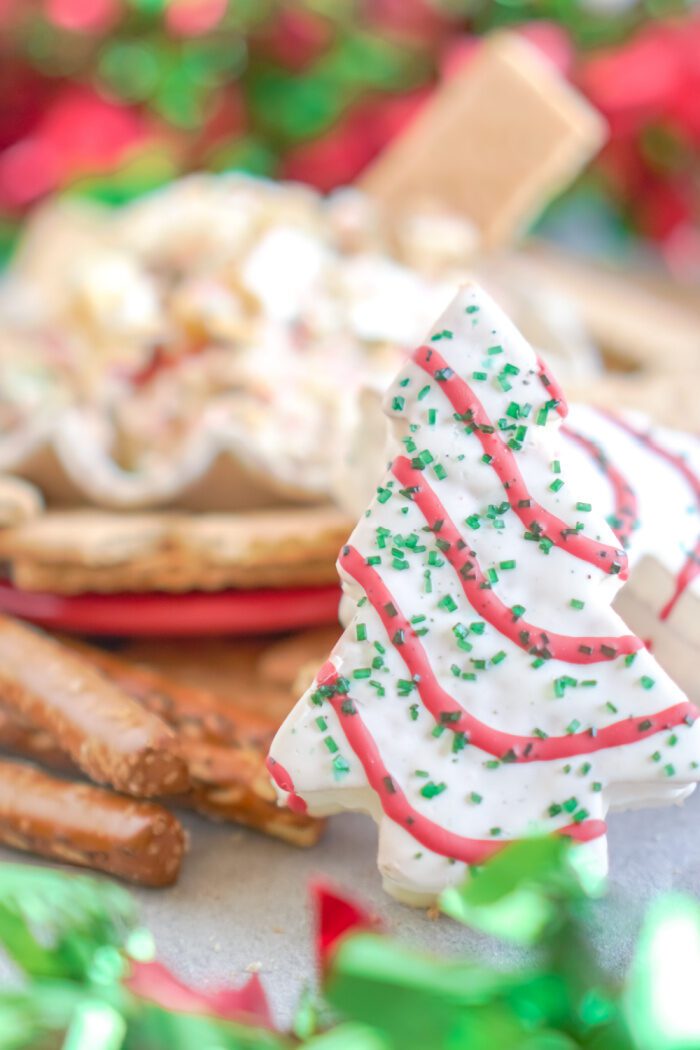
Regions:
[[592, 782, 602, 792], [606, 701, 618, 714], [490, 827, 502, 836], [356, 624, 367, 642], [663, 764, 676, 777], [391, 396, 405, 412], [421, 781, 447, 799], [481, 453, 493, 465], [332, 755, 350, 779], [352, 668, 372, 680], [428, 408, 437, 426], [417, 385, 431, 401], [465, 514, 481, 530], [438, 595, 458, 613], [549, 478, 564, 493], [640, 676, 655, 690], [499, 559, 516, 570], [491, 650, 507, 665], [551, 460, 561, 474], [315, 717, 328, 731], [576, 502, 592, 512], [548, 803, 562, 816], [625, 653, 637, 667], [433, 463, 447, 481], [409, 704, 419, 721], [487, 345, 503, 356], [511, 604, 526, 620], [563, 797, 578, 813], [470, 792, 482, 804], [472, 371, 487, 381], [570, 599, 585, 610], [324, 737, 339, 754]]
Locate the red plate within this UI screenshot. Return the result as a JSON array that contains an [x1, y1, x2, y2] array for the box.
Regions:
[[0, 580, 341, 637]]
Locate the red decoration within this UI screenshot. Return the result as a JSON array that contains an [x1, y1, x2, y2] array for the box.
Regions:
[[165, 0, 228, 37], [0, 85, 150, 209], [126, 960, 274, 1029], [45, 0, 120, 34], [311, 881, 379, 969]]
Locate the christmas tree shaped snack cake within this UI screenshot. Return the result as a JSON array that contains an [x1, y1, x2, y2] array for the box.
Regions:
[[267, 285, 700, 906]]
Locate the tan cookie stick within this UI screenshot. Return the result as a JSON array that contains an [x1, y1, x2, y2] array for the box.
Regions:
[[0, 616, 190, 798], [0, 759, 185, 886], [359, 32, 606, 249]]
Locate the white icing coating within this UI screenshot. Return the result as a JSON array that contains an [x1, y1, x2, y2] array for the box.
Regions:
[[331, 387, 700, 653], [269, 284, 700, 905]]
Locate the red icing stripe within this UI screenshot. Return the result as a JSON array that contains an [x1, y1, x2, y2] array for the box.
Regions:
[[601, 412, 700, 621], [414, 345, 628, 580], [317, 662, 606, 865], [392, 456, 642, 665], [537, 355, 568, 418], [562, 426, 639, 551], [265, 756, 308, 814], [339, 544, 695, 762]]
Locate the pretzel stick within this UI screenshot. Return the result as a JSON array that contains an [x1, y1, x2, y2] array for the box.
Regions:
[[0, 707, 75, 774], [0, 759, 185, 886], [0, 616, 190, 798], [66, 641, 275, 750], [0, 706, 324, 848]]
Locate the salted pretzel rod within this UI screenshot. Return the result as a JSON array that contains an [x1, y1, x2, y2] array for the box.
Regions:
[[0, 616, 190, 797], [0, 707, 75, 774], [0, 759, 185, 886], [66, 640, 277, 750], [0, 704, 324, 847]]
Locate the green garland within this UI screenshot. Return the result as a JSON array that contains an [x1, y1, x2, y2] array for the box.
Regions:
[[0, 838, 698, 1049]]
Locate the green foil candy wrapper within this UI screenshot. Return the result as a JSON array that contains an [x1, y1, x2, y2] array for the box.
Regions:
[[0, 839, 699, 1048]]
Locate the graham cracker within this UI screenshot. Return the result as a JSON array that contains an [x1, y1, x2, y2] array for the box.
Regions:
[[360, 33, 606, 249], [0, 506, 352, 594]]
